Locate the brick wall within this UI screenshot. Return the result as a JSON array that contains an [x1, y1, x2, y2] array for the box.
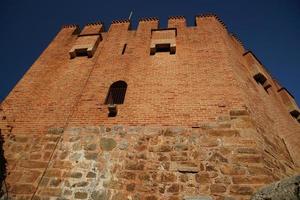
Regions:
[[0, 14, 299, 200]]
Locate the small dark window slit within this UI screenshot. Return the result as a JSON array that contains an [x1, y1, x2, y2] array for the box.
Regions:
[[75, 48, 88, 57], [150, 43, 175, 55], [156, 44, 171, 53], [253, 72, 271, 94], [122, 44, 127, 55]]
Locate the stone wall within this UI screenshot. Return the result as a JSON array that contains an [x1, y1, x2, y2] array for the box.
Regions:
[[2, 109, 297, 200]]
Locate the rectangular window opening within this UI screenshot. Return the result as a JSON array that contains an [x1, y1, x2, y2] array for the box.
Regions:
[[122, 44, 127, 55], [75, 48, 88, 57], [156, 43, 171, 53]]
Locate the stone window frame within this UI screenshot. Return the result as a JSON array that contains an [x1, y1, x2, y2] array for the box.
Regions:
[[150, 28, 177, 55]]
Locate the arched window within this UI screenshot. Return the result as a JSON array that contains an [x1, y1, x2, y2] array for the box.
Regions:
[[105, 81, 127, 105]]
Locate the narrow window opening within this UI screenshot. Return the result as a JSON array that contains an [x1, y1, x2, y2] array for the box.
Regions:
[[122, 44, 127, 55], [156, 43, 171, 53], [253, 73, 267, 85], [75, 48, 88, 57], [150, 43, 175, 55], [253, 73, 271, 94], [290, 110, 300, 119], [105, 81, 127, 105]]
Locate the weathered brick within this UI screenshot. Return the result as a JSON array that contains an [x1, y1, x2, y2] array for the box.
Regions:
[[10, 184, 35, 194], [39, 188, 62, 196], [20, 161, 48, 169], [232, 176, 273, 185], [234, 155, 262, 163], [208, 130, 240, 137], [20, 170, 42, 183], [220, 164, 246, 175], [230, 185, 254, 195], [44, 169, 61, 177]]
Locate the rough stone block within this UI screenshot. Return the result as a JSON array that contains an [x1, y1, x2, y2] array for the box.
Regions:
[[183, 196, 213, 200], [251, 175, 300, 200], [100, 138, 117, 151]]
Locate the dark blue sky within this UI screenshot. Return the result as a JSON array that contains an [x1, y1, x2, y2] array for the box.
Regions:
[[0, 0, 299, 103]]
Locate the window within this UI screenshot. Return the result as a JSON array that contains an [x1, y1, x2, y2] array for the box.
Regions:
[[75, 48, 89, 57], [150, 28, 176, 55], [105, 81, 127, 105], [277, 88, 300, 123], [253, 72, 271, 93], [253, 73, 267, 85], [155, 44, 171, 53], [122, 44, 127, 55]]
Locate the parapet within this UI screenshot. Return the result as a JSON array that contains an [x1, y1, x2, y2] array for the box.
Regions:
[[62, 24, 79, 29], [61, 24, 80, 35], [168, 16, 186, 28], [80, 22, 103, 35], [137, 17, 159, 31], [65, 14, 248, 59], [274, 80, 299, 122], [109, 19, 131, 31], [243, 51, 272, 91], [230, 33, 245, 53], [278, 87, 300, 120], [195, 13, 228, 30], [69, 22, 104, 58], [139, 17, 159, 22]]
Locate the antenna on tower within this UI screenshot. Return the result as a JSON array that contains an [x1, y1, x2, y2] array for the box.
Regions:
[[128, 11, 133, 20]]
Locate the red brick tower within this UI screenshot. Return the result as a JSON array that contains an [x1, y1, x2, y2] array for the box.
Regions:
[[0, 14, 299, 200]]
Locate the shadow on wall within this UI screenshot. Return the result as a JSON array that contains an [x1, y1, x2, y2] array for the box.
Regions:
[[0, 129, 7, 198]]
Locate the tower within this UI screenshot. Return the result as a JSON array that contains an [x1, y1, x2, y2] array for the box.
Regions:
[[0, 14, 299, 200]]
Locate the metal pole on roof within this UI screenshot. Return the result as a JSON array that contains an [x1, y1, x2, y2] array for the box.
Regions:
[[128, 11, 133, 20]]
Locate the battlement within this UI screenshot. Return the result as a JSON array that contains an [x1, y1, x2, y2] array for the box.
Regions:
[[195, 13, 228, 30], [61, 24, 79, 29], [139, 17, 159, 22], [62, 14, 241, 60], [63, 14, 230, 36]]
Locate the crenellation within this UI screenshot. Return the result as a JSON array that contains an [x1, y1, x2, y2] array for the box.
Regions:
[[168, 16, 187, 29], [230, 33, 245, 53], [61, 24, 79, 29], [108, 20, 131, 32], [79, 22, 104, 36], [139, 17, 159, 22], [111, 19, 130, 24], [195, 13, 228, 31], [60, 24, 81, 36], [137, 18, 159, 33]]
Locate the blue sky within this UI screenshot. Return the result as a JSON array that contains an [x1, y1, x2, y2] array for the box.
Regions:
[[0, 0, 299, 103]]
